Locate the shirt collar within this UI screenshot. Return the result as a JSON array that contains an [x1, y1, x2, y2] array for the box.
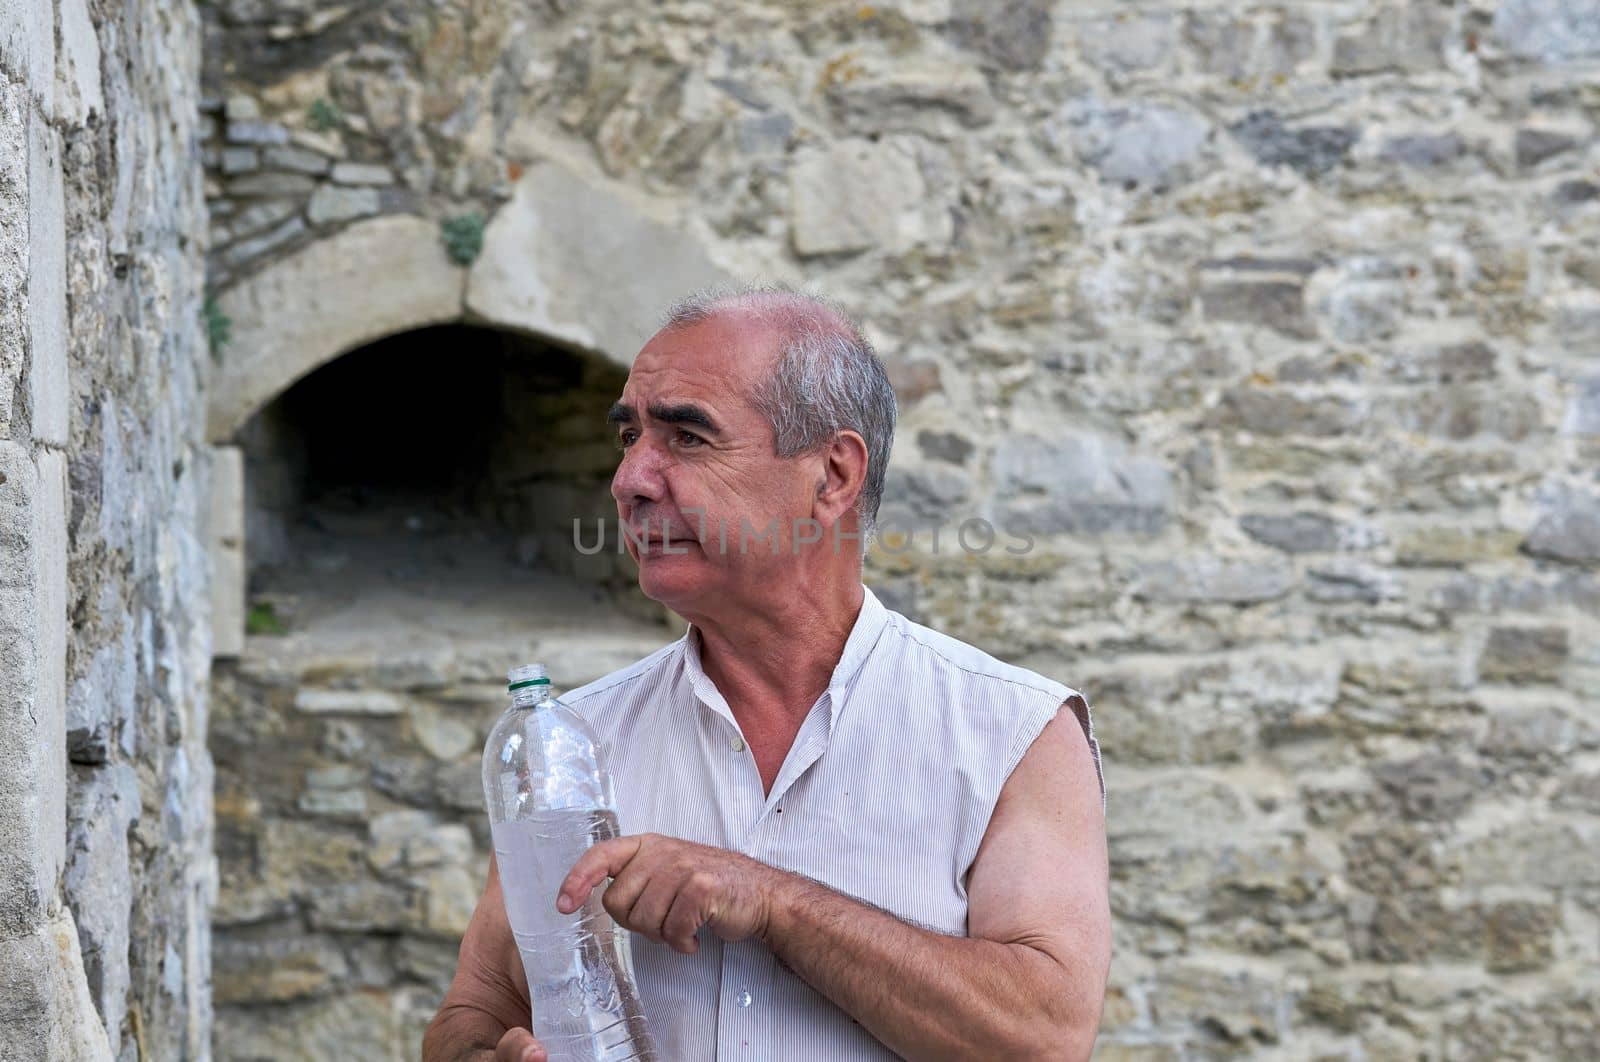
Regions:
[[681, 584, 890, 736]]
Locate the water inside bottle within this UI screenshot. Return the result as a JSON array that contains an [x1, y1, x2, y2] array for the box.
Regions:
[[492, 808, 655, 1061]]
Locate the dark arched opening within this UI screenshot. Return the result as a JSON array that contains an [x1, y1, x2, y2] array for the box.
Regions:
[[207, 324, 666, 1057]]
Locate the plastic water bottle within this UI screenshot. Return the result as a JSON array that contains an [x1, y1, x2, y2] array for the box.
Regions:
[[482, 663, 658, 1061]]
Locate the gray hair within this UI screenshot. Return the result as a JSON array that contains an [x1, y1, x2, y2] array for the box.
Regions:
[[663, 284, 898, 545]]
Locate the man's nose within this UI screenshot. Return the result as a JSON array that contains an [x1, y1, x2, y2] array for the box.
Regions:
[[611, 435, 668, 509]]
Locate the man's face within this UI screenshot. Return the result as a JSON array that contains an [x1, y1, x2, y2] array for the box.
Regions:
[[609, 314, 818, 613]]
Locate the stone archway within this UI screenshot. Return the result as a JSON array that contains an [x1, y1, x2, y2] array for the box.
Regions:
[[201, 162, 727, 1060], [207, 159, 728, 652]]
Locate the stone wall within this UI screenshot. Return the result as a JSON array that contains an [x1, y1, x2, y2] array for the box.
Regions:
[[2, 0, 214, 1059], [191, 1, 1600, 1059]]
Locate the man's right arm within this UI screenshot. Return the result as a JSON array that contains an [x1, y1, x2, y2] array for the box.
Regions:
[[422, 851, 544, 1062]]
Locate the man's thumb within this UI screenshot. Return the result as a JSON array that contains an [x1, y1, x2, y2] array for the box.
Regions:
[[495, 1026, 546, 1062]]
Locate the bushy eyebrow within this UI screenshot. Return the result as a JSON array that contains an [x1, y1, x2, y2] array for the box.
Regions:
[[606, 401, 721, 436]]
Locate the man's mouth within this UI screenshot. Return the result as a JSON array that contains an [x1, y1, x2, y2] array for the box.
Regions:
[[632, 530, 699, 550]]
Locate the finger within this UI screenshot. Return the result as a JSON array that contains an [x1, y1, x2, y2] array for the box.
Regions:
[[617, 872, 679, 942], [599, 866, 654, 928], [661, 887, 706, 954], [495, 1026, 547, 1062], [558, 836, 642, 914]]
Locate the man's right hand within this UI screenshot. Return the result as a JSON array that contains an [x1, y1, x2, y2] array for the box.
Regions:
[[422, 851, 545, 1062]]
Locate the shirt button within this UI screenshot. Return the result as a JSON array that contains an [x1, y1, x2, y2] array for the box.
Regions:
[[731, 736, 745, 752], [736, 988, 753, 1007]]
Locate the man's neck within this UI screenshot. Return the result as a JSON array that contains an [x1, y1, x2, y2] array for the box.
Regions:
[[689, 576, 866, 727]]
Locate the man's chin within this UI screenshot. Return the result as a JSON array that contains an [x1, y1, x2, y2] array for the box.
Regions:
[[634, 548, 708, 602]]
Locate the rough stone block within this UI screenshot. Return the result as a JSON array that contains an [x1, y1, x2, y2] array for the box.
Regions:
[[1493, 0, 1600, 63], [306, 184, 378, 224], [1200, 281, 1316, 339], [225, 120, 289, 146], [1306, 559, 1403, 604], [406, 823, 472, 869], [296, 788, 368, 817], [1562, 375, 1600, 435], [294, 688, 405, 715], [307, 880, 422, 932], [62, 763, 139, 1037], [1211, 386, 1364, 436], [226, 200, 296, 239], [1459, 822, 1600, 889], [33, 444, 66, 790], [1524, 480, 1600, 565], [1481, 899, 1559, 973], [1080, 13, 1176, 76], [1133, 553, 1296, 604], [0, 908, 115, 1061], [330, 162, 394, 186], [1331, 1, 1451, 76], [65, 626, 135, 767], [0, 0, 55, 115], [54, 0, 104, 127], [213, 991, 397, 1062], [1229, 112, 1358, 179], [1371, 753, 1485, 821], [1516, 127, 1579, 169], [1148, 962, 1285, 1043], [465, 162, 727, 369], [735, 111, 792, 155], [880, 465, 970, 523], [223, 95, 260, 122], [882, 355, 942, 404], [0, 78, 23, 440], [27, 111, 66, 447], [213, 933, 349, 1004], [217, 214, 305, 269], [420, 864, 476, 936], [219, 147, 259, 175], [789, 138, 933, 256], [1183, 10, 1256, 81], [226, 172, 315, 197], [1379, 132, 1467, 168], [408, 700, 474, 760], [369, 810, 434, 872], [209, 447, 245, 657], [0, 444, 66, 942], [916, 430, 973, 465], [1239, 511, 1344, 553], [826, 58, 995, 134], [1064, 99, 1211, 192], [992, 430, 1173, 537], [947, 0, 1053, 70], [1479, 625, 1569, 684], [262, 145, 331, 176]]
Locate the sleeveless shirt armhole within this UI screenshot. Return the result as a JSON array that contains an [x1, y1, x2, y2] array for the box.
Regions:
[[1003, 692, 1108, 814]]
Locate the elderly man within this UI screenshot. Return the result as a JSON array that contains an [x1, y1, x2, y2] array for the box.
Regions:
[[424, 288, 1109, 1061]]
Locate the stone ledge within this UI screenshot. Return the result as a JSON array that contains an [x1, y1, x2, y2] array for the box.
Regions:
[[0, 442, 65, 943]]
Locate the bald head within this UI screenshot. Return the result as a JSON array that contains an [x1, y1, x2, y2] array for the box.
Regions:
[[660, 285, 897, 542], [664, 287, 860, 346]]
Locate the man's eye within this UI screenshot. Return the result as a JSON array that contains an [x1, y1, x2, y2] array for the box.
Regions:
[[617, 430, 639, 449], [675, 430, 703, 448]]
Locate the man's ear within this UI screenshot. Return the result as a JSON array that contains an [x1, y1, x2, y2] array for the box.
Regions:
[[813, 430, 869, 526]]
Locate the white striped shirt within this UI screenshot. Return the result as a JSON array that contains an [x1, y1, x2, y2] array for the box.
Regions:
[[563, 584, 1104, 1060]]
